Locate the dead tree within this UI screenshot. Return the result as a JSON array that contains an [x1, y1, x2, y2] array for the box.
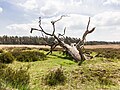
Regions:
[[31, 16, 95, 65], [41, 36, 57, 55]]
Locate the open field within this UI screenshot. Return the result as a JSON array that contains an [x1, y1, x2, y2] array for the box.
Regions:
[[0, 44, 120, 49]]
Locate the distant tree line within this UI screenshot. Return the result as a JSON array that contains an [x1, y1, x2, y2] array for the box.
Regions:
[[0, 35, 120, 45], [0, 35, 79, 45]]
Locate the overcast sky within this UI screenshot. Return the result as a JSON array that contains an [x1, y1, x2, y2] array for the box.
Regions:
[[0, 0, 120, 41]]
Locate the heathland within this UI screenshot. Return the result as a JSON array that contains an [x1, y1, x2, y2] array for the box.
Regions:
[[0, 45, 120, 90]]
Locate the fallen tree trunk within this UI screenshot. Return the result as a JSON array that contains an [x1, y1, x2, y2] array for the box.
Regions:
[[31, 16, 95, 65]]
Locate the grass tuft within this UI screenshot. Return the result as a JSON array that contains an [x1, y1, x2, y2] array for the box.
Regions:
[[43, 66, 66, 86]]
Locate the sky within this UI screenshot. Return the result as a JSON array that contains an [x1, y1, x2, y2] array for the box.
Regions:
[[0, 0, 120, 41]]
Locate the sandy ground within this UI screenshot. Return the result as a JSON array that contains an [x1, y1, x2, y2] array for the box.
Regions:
[[0, 44, 120, 49], [84, 44, 120, 49], [0, 45, 51, 49]]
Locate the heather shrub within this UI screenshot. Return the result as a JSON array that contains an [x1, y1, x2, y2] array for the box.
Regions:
[[16, 50, 46, 62], [11, 48, 23, 58], [86, 48, 120, 59], [0, 52, 15, 64], [44, 67, 66, 86], [0, 64, 30, 89], [0, 63, 7, 89], [0, 49, 4, 53]]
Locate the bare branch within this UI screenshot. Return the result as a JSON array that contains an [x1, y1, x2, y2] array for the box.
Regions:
[[76, 38, 82, 46], [51, 15, 67, 24], [46, 43, 59, 55], [30, 28, 42, 33], [52, 23, 56, 35], [39, 17, 41, 26], [38, 17, 53, 36], [63, 27, 66, 35], [58, 27, 66, 38], [51, 15, 67, 35], [30, 17, 53, 36], [41, 31, 44, 38], [76, 17, 95, 47], [82, 27, 95, 43], [86, 17, 90, 31]]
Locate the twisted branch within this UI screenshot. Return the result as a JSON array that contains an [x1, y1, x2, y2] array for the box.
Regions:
[[76, 17, 95, 47]]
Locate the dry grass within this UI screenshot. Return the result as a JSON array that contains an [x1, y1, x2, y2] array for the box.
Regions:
[[0, 45, 51, 49], [85, 44, 120, 49], [0, 44, 120, 50]]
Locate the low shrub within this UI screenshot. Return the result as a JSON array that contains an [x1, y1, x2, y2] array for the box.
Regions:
[[11, 48, 32, 58], [11, 48, 23, 58], [16, 50, 46, 62], [44, 67, 66, 86], [0, 52, 15, 64], [39, 48, 49, 51], [0, 65, 30, 89], [0, 63, 8, 89], [0, 63, 7, 80], [0, 49, 4, 53], [0, 63, 7, 69], [86, 48, 120, 59]]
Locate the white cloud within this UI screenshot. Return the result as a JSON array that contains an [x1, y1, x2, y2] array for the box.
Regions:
[[19, 0, 38, 10], [104, 0, 120, 5], [16, 0, 84, 16], [0, 7, 3, 13], [91, 11, 120, 41], [40, 2, 59, 16], [93, 11, 120, 26], [5, 0, 118, 17], [91, 26, 120, 41], [6, 20, 39, 36], [17, 0, 115, 17]]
